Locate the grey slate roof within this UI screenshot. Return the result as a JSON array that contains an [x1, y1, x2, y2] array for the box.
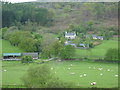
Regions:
[[22, 53, 38, 57], [65, 33, 76, 36]]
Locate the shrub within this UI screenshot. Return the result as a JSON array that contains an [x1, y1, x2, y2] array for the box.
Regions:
[[21, 56, 33, 63], [22, 65, 74, 88], [104, 48, 119, 61], [60, 45, 75, 59]]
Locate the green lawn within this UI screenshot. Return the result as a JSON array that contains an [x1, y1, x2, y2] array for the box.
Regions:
[[2, 60, 118, 88], [75, 40, 118, 59], [1, 39, 24, 53]]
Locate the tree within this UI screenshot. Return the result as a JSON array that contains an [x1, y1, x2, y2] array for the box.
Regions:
[[63, 5, 71, 12], [41, 46, 53, 58], [52, 40, 63, 57], [86, 21, 94, 31], [104, 48, 119, 61], [1, 27, 8, 39], [18, 37, 37, 52], [2, 2, 54, 27], [54, 4, 61, 9], [41, 34, 57, 49], [60, 45, 75, 59]]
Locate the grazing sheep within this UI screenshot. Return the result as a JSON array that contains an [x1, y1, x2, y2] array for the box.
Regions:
[[93, 82, 96, 85], [51, 67, 53, 70], [107, 69, 110, 71], [68, 68, 71, 70], [89, 67, 91, 69], [70, 64, 73, 66], [91, 82, 96, 85], [100, 73, 103, 76], [83, 74, 86, 76], [4, 70, 7, 72], [98, 68, 103, 71], [70, 72, 75, 75], [80, 75, 83, 77], [115, 75, 118, 77]]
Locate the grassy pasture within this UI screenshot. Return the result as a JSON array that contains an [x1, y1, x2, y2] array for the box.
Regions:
[[1, 39, 24, 53], [75, 40, 118, 59], [2, 60, 118, 88]]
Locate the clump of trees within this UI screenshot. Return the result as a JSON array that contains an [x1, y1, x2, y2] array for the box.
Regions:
[[60, 45, 75, 59], [2, 2, 54, 27], [22, 64, 74, 88], [41, 40, 75, 60], [104, 48, 119, 61], [2, 28, 42, 52]]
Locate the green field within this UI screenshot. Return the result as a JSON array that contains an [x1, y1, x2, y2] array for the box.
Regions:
[[1, 39, 119, 88], [2, 60, 118, 88], [1, 39, 24, 53], [75, 40, 118, 59]]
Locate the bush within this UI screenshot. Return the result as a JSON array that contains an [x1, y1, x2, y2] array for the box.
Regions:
[[60, 45, 75, 59], [21, 56, 33, 63], [104, 48, 119, 61], [22, 65, 74, 88]]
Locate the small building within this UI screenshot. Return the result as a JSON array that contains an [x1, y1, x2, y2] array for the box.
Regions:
[[97, 36, 103, 40], [64, 41, 72, 45], [65, 32, 76, 39], [3, 53, 22, 60], [112, 35, 120, 38], [92, 35, 98, 39], [92, 35, 103, 40], [77, 43, 89, 49], [79, 44, 86, 48], [22, 53, 39, 59], [87, 31, 94, 34], [70, 43, 76, 47], [64, 41, 76, 47]]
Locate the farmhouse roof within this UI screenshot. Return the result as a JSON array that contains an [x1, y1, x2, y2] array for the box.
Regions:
[[97, 36, 103, 38], [3, 53, 21, 56], [70, 43, 76, 46], [92, 34, 97, 37], [80, 44, 85, 46], [65, 33, 76, 36], [87, 31, 94, 34], [22, 53, 38, 56]]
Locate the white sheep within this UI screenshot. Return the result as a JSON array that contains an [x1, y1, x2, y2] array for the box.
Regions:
[[98, 68, 103, 71], [70, 72, 75, 74], [4, 70, 7, 72], [115, 75, 118, 77], [68, 68, 71, 70], [91, 82, 96, 85], [83, 74, 87, 76], [107, 69, 110, 71], [93, 82, 96, 85], [51, 67, 53, 70], [80, 75, 83, 77], [100, 73, 103, 76], [70, 64, 73, 66]]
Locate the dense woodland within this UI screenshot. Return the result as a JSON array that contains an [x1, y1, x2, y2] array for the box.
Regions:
[[1, 2, 119, 60]]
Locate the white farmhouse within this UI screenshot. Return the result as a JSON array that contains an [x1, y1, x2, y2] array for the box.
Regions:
[[92, 35, 103, 40], [92, 35, 98, 39], [65, 32, 76, 39]]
